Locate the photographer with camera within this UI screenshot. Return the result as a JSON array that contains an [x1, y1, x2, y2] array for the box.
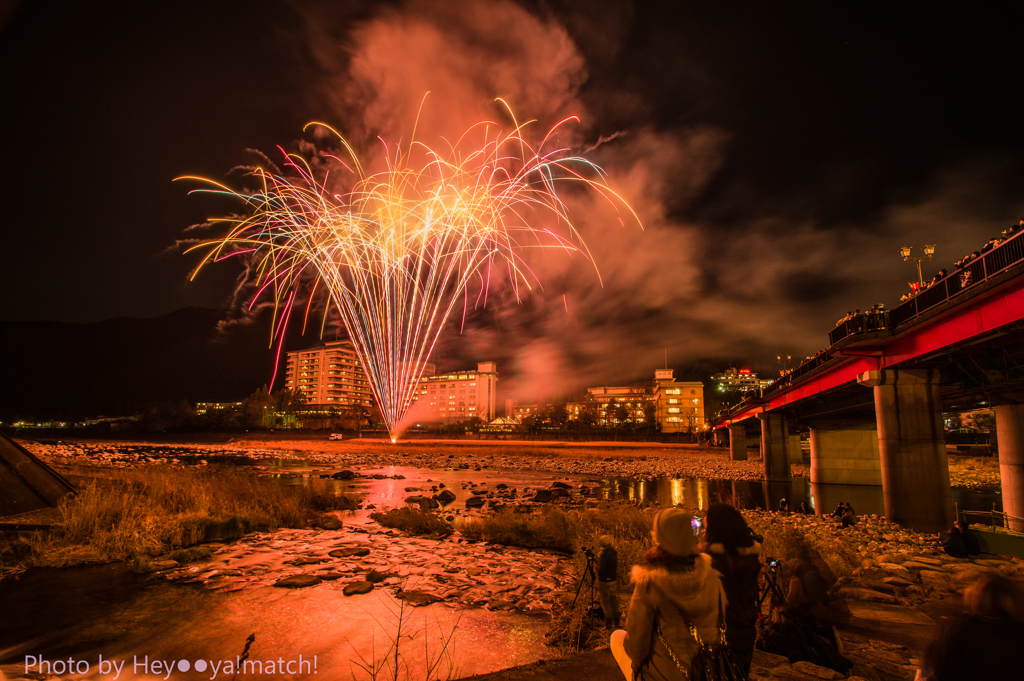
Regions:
[[597, 535, 621, 629], [609, 509, 730, 681], [699, 502, 762, 675]]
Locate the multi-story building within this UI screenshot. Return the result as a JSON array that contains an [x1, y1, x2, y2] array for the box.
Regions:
[[195, 401, 243, 415], [409, 362, 499, 422], [653, 369, 705, 434], [711, 367, 773, 393], [283, 340, 375, 409], [505, 400, 539, 422], [586, 385, 650, 425]]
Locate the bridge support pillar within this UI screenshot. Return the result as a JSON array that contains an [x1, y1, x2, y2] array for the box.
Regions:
[[788, 433, 804, 465], [728, 422, 747, 461], [757, 412, 792, 480], [858, 369, 952, 532], [995, 403, 1024, 532], [806, 419, 881, 486]]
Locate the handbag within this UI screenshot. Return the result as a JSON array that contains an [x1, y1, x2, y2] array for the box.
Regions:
[[656, 591, 748, 681]]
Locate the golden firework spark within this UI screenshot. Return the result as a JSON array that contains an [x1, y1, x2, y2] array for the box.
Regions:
[[184, 105, 638, 440]]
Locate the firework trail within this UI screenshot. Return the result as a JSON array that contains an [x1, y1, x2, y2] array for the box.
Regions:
[[184, 105, 638, 440]]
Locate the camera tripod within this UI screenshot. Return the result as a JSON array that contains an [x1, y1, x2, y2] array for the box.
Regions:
[[757, 558, 787, 612], [571, 548, 599, 614]]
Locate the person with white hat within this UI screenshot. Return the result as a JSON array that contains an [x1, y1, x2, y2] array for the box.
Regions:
[[609, 508, 727, 681]]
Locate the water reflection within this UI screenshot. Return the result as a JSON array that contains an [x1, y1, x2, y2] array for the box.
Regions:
[[262, 457, 1001, 517], [595, 476, 1001, 516]]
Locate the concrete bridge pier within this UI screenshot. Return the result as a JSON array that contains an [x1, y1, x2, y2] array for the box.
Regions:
[[806, 418, 882, 486], [757, 412, 793, 480], [858, 369, 953, 532], [727, 422, 747, 461], [995, 402, 1024, 531]]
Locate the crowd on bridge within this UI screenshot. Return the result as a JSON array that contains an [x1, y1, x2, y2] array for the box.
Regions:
[[900, 217, 1024, 303]]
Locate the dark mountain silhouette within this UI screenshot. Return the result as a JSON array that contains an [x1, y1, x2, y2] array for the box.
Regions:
[[0, 308, 292, 421]]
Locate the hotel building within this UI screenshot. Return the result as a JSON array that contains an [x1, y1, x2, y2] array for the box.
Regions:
[[652, 369, 705, 433], [409, 362, 499, 422], [283, 340, 375, 408]]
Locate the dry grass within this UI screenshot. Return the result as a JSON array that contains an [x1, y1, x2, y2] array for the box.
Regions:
[[370, 508, 453, 537], [456, 503, 668, 653], [16, 467, 357, 570]]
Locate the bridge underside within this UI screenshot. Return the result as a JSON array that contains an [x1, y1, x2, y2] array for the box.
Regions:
[[715, 291, 1024, 532]]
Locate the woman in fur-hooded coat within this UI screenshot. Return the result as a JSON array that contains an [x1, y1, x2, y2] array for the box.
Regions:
[[613, 508, 726, 681]]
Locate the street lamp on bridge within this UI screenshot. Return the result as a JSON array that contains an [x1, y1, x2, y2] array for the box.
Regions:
[[900, 244, 936, 287]]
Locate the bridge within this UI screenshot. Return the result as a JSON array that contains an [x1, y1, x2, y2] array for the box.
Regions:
[[712, 228, 1024, 532]]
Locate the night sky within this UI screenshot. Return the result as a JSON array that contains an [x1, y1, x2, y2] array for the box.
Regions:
[[3, 1, 1023, 400]]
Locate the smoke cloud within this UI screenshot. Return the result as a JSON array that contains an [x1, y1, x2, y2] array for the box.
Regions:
[[284, 0, 1024, 404]]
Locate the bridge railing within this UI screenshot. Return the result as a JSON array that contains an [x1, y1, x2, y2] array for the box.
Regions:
[[889, 229, 1024, 330], [721, 228, 1024, 424]]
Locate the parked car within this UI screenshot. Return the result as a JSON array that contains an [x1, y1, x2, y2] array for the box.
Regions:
[[328, 433, 343, 441]]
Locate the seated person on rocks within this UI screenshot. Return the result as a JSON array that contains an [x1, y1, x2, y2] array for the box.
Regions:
[[956, 519, 981, 556], [779, 498, 789, 512], [785, 548, 830, 623], [610, 508, 726, 681], [839, 503, 857, 528], [757, 546, 852, 674], [938, 523, 968, 559], [830, 502, 846, 519], [918, 575, 1024, 681]]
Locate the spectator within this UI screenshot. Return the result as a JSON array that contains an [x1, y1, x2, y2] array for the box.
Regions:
[[957, 519, 981, 556], [981, 238, 999, 254], [797, 501, 811, 514], [830, 502, 846, 519], [597, 535, 621, 630], [779, 498, 789, 512], [938, 523, 968, 559], [786, 548, 830, 621], [700, 503, 762, 675], [919, 575, 1024, 680], [837, 503, 857, 528], [610, 508, 726, 681]]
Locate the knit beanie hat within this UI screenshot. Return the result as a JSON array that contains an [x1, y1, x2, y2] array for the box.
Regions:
[[704, 502, 754, 549], [652, 508, 697, 557]]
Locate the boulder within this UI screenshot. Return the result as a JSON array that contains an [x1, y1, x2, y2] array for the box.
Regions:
[[551, 481, 571, 489], [318, 572, 345, 581], [147, 560, 180, 572], [532, 489, 553, 503], [465, 496, 485, 509], [332, 470, 357, 480], [549, 487, 570, 498], [329, 547, 371, 558], [275, 575, 322, 588], [436, 489, 457, 504], [418, 497, 440, 510], [404, 495, 424, 504], [343, 581, 375, 596], [317, 516, 343, 530], [396, 590, 443, 606], [365, 570, 393, 583], [790, 661, 843, 679]]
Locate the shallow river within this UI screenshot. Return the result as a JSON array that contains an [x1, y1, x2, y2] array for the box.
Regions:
[[262, 457, 1002, 519]]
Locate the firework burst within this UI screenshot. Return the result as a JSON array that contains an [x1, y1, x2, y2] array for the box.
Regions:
[[184, 105, 638, 440]]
